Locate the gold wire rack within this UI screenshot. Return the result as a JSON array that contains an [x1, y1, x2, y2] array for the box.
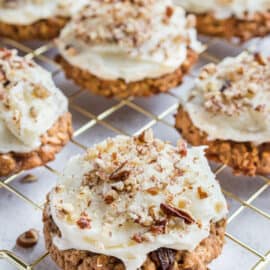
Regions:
[[0, 35, 270, 270]]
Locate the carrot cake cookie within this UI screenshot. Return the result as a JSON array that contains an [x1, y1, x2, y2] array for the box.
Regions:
[[174, 0, 270, 41], [56, 0, 203, 98], [176, 52, 270, 176], [0, 0, 87, 40], [43, 130, 227, 270], [0, 48, 72, 176]]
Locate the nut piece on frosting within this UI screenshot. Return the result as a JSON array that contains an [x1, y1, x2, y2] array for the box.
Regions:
[[0, 0, 88, 40], [176, 52, 270, 175], [44, 129, 227, 270], [0, 48, 72, 176], [56, 0, 203, 98], [174, 0, 270, 41]]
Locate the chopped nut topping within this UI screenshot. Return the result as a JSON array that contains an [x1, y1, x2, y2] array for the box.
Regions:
[[166, 6, 174, 18], [20, 174, 37, 184], [53, 131, 226, 249], [254, 52, 267, 66], [104, 189, 118, 204], [109, 161, 130, 182], [195, 52, 270, 116], [215, 202, 225, 214], [150, 219, 167, 235], [160, 203, 195, 225], [16, 229, 39, 248], [29, 106, 38, 119], [177, 139, 187, 157], [76, 213, 91, 229], [33, 85, 50, 99], [62, 0, 199, 66], [197, 187, 208, 199], [146, 187, 159, 196], [131, 233, 144, 243], [137, 129, 154, 144]]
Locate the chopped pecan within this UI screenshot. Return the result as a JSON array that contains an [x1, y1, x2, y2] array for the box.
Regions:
[[76, 214, 91, 229], [220, 79, 231, 92], [16, 229, 39, 248], [109, 161, 130, 181], [197, 187, 208, 199], [104, 189, 118, 204], [131, 233, 144, 243], [137, 129, 154, 143], [20, 174, 37, 184], [146, 187, 159, 196], [33, 85, 50, 99], [166, 6, 174, 18], [254, 52, 267, 66], [150, 219, 167, 235], [160, 203, 195, 225], [177, 139, 187, 157]]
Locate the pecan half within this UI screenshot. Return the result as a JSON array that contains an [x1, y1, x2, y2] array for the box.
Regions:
[[160, 203, 195, 225]]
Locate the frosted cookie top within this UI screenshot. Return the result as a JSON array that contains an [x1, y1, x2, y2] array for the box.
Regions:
[[49, 130, 227, 270], [0, 48, 68, 153], [57, 0, 203, 82], [0, 0, 88, 25], [174, 0, 270, 19], [182, 52, 270, 144]]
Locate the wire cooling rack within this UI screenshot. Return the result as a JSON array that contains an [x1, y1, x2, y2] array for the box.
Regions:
[[0, 35, 270, 270]]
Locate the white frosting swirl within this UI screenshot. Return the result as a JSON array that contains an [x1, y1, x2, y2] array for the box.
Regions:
[[182, 52, 270, 145], [0, 0, 88, 25], [174, 0, 270, 19], [57, 0, 203, 83], [49, 131, 227, 270], [0, 48, 68, 153]]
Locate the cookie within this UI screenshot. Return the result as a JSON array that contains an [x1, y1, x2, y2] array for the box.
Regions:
[[0, 0, 87, 40], [0, 48, 72, 176], [175, 0, 270, 41], [176, 52, 270, 176], [43, 129, 227, 270], [56, 0, 203, 98], [56, 49, 198, 99]]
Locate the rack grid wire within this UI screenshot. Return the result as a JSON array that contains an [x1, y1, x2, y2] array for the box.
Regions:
[[0, 35, 270, 270]]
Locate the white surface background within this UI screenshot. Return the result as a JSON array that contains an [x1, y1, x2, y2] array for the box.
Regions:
[[1, 36, 270, 270]]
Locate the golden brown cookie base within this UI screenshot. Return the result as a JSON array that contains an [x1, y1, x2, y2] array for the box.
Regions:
[[0, 112, 73, 177], [43, 200, 226, 270], [175, 106, 270, 176], [56, 49, 198, 98], [196, 11, 270, 41], [0, 16, 68, 41]]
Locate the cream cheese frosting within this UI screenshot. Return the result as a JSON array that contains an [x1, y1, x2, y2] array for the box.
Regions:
[[174, 0, 270, 19], [57, 0, 203, 83], [181, 52, 270, 145], [49, 130, 227, 270], [0, 48, 68, 153], [0, 0, 88, 25]]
